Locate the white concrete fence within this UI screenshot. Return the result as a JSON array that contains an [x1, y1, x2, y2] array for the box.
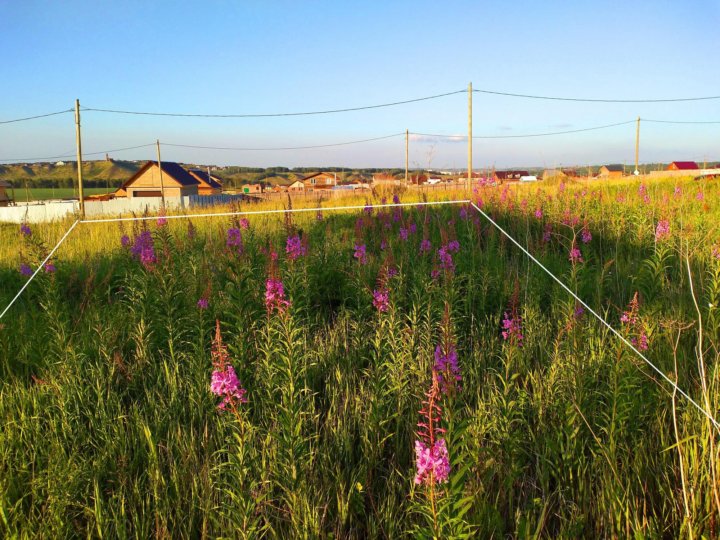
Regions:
[[0, 194, 247, 223]]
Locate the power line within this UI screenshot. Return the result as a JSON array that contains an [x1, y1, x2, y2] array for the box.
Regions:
[[0, 143, 155, 163], [644, 118, 720, 124], [412, 120, 635, 140], [162, 133, 404, 151], [81, 90, 467, 118], [0, 109, 73, 125], [474, 88, 720, 103]]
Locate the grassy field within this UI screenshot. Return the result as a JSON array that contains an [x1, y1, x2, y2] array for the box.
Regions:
[[9, 187, 112, 201], [1, 176, 719, 537]]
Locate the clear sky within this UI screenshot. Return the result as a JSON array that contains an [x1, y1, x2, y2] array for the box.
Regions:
[[2, 0, 719, 169]]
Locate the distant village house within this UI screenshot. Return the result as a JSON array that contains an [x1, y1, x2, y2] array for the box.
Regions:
[[667, 161, 699, 171], [188, 169, 223, 195], [493, 170, 529, 183], [0, 180, 14, 207]]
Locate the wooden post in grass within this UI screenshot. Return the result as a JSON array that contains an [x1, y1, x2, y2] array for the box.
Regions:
[[634, 116, 640, 176], [74, 99, 85, 217], [405, 128, 409, 186], [468, 82, 473, 191], [156, 139, 166, 207]]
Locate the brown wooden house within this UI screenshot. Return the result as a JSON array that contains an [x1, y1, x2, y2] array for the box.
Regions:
[[116, 161, 200, 198], [667, 161, 699, 171], [188, 169, 223, 195]]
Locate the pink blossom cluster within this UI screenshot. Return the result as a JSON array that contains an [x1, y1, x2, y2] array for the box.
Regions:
[[501, 311, 524, 346], [372, 288, 390, 312], [414, 439, 450, 485], [130, 231, 156, 269], [265, 278, 290, 314], [569, 243, 583, 264], [353, 244, 367, 264], [434, 344, 461, 394], [210, 365, 248, 410], [655, 220, 671, 242]]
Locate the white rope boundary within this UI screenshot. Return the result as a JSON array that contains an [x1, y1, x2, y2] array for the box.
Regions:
[[470, 202, 720, 432], [2, 199, 717, 433]]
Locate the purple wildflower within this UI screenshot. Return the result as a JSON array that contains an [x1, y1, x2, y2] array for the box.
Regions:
[[399, 228, 409, 241], [437, 246, 455, 273], [363, 203, 373, 216], [156, 212, 167, 227], [534, 208, 543, 219], [542, 224, 552, 243], [120, 235, 130, 247], [446, 240, 460, 253], [130, 231, 156, 269], [420, 238, 432, 253], [197, 297, 209, 310], [353, 244, 367, 264], [44, 262, 56, 274], [19, 263, 33, 277], [459, 206, 468, 220], [713, 245, 720, 260], [285, 234, 306, 260], [581, 228, 592, 244], [434, 344, 461, 394], [226, 227, 244, 255], [386, 266, 398, 278], [20, 223, 31, 236], [697, 191, 705, 201], [239, 218, 250, 230], [372, 288, 390, 312], [380, 239, 388, 251], [409, 222, 417, 234], [392, 194, 401, 204], [265, 278, 290, 314]]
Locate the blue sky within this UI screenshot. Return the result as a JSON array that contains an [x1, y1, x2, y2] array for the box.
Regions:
[[1, 0, 719, 168]]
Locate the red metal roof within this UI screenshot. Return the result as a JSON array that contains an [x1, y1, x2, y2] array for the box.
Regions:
[[670, 161, 699, 170]]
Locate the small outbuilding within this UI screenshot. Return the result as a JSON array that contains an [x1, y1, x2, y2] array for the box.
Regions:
[[117, 161, 200, 198], [188, 169, 223, 195], [0, 180, 14, 207], [494, 170, 530, 183], [598, 164, 624, 178], [301, 172, 337, 190]]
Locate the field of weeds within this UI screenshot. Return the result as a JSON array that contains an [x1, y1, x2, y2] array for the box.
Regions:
[[1, 177, 719, 537]]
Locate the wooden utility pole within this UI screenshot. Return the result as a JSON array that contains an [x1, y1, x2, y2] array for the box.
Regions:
[[634, 116, 640, 176], [467, 82, 473, 190], [156, 139, 166, 207], [74, 99, 85, 216], [405, 128, 409, 186]]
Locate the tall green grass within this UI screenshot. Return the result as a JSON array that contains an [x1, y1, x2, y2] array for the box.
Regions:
[[1, 177, 719, 537]]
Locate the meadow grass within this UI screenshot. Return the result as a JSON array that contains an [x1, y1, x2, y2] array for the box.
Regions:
[[1, 176, 719, 537]]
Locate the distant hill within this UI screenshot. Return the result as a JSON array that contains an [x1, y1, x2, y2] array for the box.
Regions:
[[0, 160, 140, 189]]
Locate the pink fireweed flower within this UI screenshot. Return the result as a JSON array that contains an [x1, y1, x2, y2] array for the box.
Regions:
[[210, 365, 248, 410], [239, 218, 250, 230], [712, 245, 720, 260], [372, 288, 390, 312], [655, 220, 670, 241], [446, 240, 460, 253], [265, 278, 290, 314], [459, 206, 468, 220], [156, 210, 167, 227], [534, 208, 543, 219], [380, 239, 388, 251], [130, 231, 156, 268], [697, 191, 705, 201], [434, 343, 461, 394], [197, 297, 209, 310], [399, 228, 409, 241], [674, 186, 682, 197], [19, 263, 33, 277], [20, 223, 31, 236], [393, 193, 401, 204], [409, 223, 417, 234], [285, 234, 306, 260], [120, 234, 130, 247], [501, 311, 524, 346], [44, 262, 56, 274], [569, 243, 583, 264], [414, 439, 450, 485], [420, 238, 432, 253], [353, 244, 367, 264], [581, 228, 592, 244], [392, 208, 403, 223], [437, 246, 455, 273], [363, 203, 373, 215]]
